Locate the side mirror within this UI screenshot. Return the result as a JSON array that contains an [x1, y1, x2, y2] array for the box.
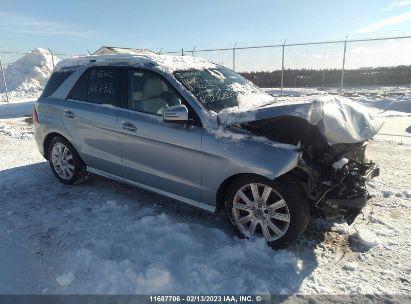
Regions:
[[163, 104, 189, 123]]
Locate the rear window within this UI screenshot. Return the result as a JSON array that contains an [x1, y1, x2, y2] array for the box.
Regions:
[[41, 70, 74, 97], [68, 67, 121, 106], [69, 70, 89, 101]]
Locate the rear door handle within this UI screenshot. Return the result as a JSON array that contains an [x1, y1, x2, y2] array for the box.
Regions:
[[63, 110, 75, 118], [121, 121, 137, 132]]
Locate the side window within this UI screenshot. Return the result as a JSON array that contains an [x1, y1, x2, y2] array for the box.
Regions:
[[87, 67, 120, 106], [127, 70, 182, 115], [42, 70, 74, 97], [68, 67, 121, 106], [69, 70, 89, 101]]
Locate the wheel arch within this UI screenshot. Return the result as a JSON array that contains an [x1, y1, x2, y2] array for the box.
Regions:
[[43, 132, 83, 164], [215, 173, 273, 213]]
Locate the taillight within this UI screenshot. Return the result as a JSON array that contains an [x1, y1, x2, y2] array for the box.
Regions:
[[33, 107, 39, 124]]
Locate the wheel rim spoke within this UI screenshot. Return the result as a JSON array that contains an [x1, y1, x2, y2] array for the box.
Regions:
[[65, 154, 73, 161], [261, 186, 271, 203], [233, 201, 252, 212], [261, 223, 271, 240], [250, 183, 259, 202], [238, 214, 252, 225], [237, 190, 253, 205], [268, 199, 286, 211], [249, 221, 258, 236], [267, 220, 283, 235], [270, 212, 290, 222]]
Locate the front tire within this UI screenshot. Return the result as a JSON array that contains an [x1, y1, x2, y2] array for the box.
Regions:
[[224, 175, 310, 249], [48, 136, 85, 185]]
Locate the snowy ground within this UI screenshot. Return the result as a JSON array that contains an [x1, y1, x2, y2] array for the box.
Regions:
[[0, 93, 410, 296]]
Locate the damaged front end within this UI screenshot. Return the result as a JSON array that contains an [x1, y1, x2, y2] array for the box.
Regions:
[[230, 96, 383, 224], [295, 144, 380, 224]]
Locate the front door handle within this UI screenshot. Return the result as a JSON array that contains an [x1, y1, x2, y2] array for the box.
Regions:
[[63, 109, 75, 118], [121, 121, 137, 132]]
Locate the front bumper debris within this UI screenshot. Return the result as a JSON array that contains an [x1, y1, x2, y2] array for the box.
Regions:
[[322, 162, 380, 224]]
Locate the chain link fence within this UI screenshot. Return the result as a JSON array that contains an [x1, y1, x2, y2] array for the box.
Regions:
[[1, 35, 411, 103], [164, 35, 411, 92]]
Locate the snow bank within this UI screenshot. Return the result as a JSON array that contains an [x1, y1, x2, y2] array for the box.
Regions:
[[55, 201, 302, 294], [0, 48, 57, 100]]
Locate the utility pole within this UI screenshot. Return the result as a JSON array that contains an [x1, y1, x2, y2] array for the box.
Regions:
[[0, 56, 9, 103], [232, 42, 237, 71], [280, 39, 286, 95], [48, 48, 55, 69], [340, 36, 347, 94]]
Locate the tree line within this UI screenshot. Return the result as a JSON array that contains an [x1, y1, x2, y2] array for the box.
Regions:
[[241, 65, 411, 88]]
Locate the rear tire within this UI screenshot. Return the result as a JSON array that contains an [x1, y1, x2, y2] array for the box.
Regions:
[[224, 174, 310, 249], [48, 136, 85, 185]]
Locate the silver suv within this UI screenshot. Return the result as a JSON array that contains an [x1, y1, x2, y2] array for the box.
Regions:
[[34, 53, 381, 249]]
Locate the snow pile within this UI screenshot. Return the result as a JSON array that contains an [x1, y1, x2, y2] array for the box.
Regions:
[[56, 203, 301, 294], [0, 48, 56, 98]]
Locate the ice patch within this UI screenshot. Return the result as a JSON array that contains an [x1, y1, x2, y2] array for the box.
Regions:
[[56, 272, 75, 287], [351, 229, 381, 249], [343, 262, 358, 272], [382, 190, 394, 198]]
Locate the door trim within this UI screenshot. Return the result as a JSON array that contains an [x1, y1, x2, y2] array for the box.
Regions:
[[87, 167, 216, 213]]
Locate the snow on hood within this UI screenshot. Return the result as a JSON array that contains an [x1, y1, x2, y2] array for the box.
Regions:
[[2, 48, 57, 95], [54, 53, 218, 74], [218, 95, 384, 145]]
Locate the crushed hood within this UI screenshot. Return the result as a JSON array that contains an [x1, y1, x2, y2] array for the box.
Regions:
[[217, 95, 383, 145]]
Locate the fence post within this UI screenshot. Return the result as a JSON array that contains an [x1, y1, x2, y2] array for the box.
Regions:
[[232, 42, 237, 71], [48, 48, 55, 69], [181, 49, 184, 56], [0, 56, 9, 103], [280, 39, 286, 95], [340, 36, 347, 93]]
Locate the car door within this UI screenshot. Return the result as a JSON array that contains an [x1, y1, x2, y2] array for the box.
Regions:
[[117, 68, 203, 201], [63, 66, 122, 176]]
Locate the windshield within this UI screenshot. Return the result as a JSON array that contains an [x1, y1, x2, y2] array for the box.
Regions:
[[174, 67, 274, 112]]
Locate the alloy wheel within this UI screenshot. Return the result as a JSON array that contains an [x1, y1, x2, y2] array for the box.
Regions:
[[232, 183, 290, 241], [51, 142, 75, 180]]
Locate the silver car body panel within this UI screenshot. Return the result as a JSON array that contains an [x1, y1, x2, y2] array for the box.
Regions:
[[34, 55, 378, 212], [87, 167, 216, 212]]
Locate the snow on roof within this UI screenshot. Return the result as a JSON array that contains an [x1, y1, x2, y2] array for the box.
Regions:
[[54, 52, 218, 74], [93, 46, 156, 56]]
